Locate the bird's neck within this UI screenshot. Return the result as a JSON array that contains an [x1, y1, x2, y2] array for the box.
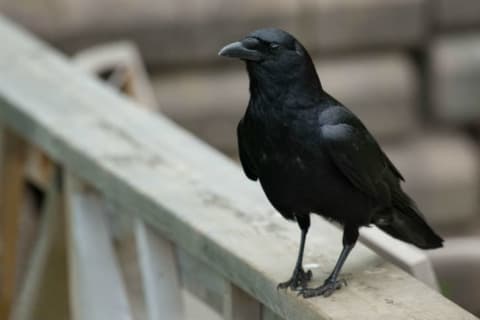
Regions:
[[247, 60, 323, 109]]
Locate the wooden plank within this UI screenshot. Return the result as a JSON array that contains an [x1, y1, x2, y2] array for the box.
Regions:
[[177, 248, 227, 314], [65, 174, 132, 320], [178, 248, 262, 320], [262, 306, 284, 320], [135, 220, 184, 320], [14, 179, 41, 299], [360, 227, 439, 290], [0, 17, 476, 320], [224, 284, 261, 320], [25, 147, 54, 190], [11, 168, 69, 320], [0, 129, 27, 319], [73, 41, 159, 111], [112, 221, 148, 320]]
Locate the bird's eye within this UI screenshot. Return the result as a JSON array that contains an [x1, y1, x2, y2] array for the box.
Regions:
[[270, 43, 280, 49]]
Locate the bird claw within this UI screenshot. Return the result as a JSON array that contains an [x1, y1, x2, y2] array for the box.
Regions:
[[298, 278, 347, 298], [277, 268, 312, 291]]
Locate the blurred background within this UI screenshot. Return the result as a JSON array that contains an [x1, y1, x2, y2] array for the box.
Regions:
[[1, 0, 480, 317]]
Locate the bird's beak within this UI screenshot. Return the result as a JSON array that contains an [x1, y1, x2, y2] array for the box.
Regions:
[[218, 40, 262, 61]]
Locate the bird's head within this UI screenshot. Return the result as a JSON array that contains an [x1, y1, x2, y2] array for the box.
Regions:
[[219, 28, 321, 96]]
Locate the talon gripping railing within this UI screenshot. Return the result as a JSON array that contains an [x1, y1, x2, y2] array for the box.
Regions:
[[0, 16, 477, 320]]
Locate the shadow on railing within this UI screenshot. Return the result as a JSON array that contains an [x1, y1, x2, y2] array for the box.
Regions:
[[0, 15, 477, 320]]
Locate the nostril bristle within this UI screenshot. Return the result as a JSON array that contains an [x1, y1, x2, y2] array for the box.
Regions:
[[242, 37, 260, 49]]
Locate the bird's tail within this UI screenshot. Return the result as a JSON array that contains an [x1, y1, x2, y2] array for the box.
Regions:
[[376, 190, 443, 249]]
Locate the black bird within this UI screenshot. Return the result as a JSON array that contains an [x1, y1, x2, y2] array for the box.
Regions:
[[219, 28, 443, 298]]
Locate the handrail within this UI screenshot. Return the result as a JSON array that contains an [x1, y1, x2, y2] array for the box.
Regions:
[[0, 16, 476, 320]]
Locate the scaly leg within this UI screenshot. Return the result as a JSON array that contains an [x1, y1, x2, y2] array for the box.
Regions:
[[299, 225, 359, 298], [278, 214, 312, 290]]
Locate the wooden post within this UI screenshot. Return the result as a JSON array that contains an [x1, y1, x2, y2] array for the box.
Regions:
[[65, 174, 132, 320], [177, 248, 262, 320], [10, 167, 69, 320], [135, 221, 184, 320], [177, 248, 228, 314], [111, 217, 147, 320], [223, 284, 261, 320], [25, 146, 55, 191], [0, 129, 27, 319]]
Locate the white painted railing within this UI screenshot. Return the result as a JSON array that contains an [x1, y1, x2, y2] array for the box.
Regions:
[[0, 15, 477, 320]]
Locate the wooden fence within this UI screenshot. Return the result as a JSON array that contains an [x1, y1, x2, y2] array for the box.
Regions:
[[0, 15, 477, 320]]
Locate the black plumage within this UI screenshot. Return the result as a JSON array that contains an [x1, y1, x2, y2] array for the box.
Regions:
[[219, 28, 443, 298]]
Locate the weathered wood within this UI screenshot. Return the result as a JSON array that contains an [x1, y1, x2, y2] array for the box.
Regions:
[[0, 16, 476, 320], [262, 306, 284, 320], [112, 220, 148, 320], [178, 227, 439, 318], [178, 248, 262, 320], [135, 220, 184, 320], [177, 248, 227, 314], [10, 168, 69, 320], [73, 41, 159, 111], [0, 129, 27, 319], [359, 227, 439, 290], [224, 284, 262, 320], [14, 180, 41, 299], [25, 147, 54, 190], [65, 175, 132, 320]]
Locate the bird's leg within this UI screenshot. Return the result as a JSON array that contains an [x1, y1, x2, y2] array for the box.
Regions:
[[278, 215, 312, 291], [300, 225, 359, 298]]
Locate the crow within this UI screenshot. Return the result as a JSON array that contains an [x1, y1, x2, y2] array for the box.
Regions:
[[219, 28, 443, 298]]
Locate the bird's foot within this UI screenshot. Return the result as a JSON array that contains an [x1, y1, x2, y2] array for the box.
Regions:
[[298, 277, 347, 298], [277, 268, 312, 291]]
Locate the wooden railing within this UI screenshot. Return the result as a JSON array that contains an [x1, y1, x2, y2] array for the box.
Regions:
[[0, 16, 477, 320]]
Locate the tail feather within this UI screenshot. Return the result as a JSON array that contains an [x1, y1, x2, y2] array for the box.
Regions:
[[376, 190, 443, 249]]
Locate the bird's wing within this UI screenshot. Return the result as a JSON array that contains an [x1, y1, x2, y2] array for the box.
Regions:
[[321, 122, 395, 199], [237, 119, 258, 181]]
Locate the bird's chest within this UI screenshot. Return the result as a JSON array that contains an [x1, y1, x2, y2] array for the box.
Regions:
[[243, 109, 320, 184], [246, 113, 295, 159]]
